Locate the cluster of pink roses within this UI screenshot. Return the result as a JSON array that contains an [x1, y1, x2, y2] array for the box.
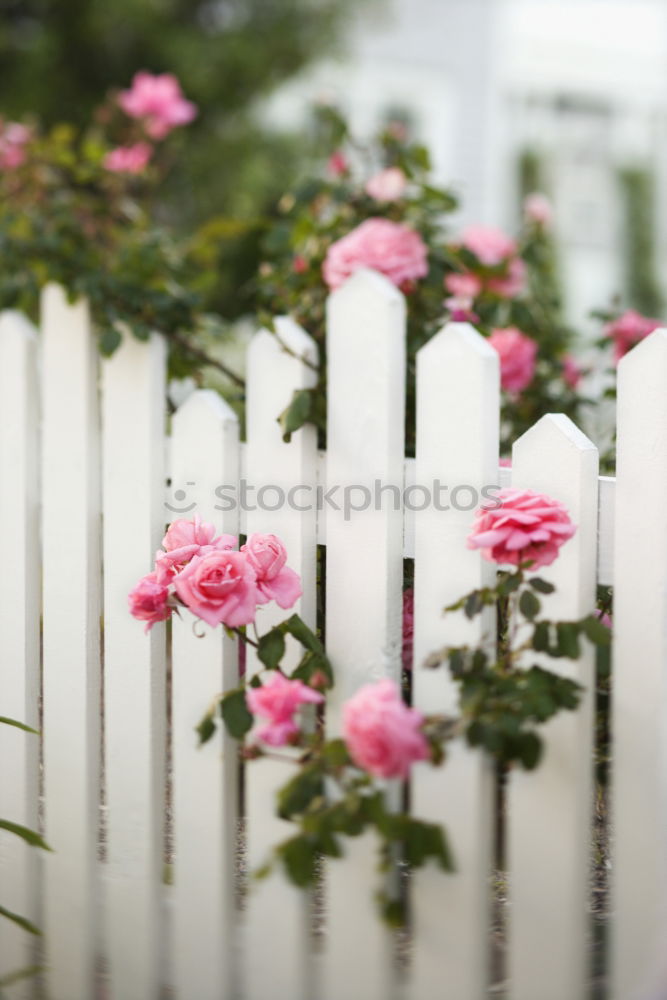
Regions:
[[129, 517, 301, 631], [104, 71, 197, 175], [0, 120, 31, 170], [445, 225, 527, 318]]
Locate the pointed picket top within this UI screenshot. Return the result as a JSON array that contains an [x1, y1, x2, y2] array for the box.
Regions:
[[419, 319, 498, 366], [0, 308, 38, 343], [173, 386, 238, 430], [617, 325, 667, 374], [250, 314, 319, 370], [327, 267, 405, 351]]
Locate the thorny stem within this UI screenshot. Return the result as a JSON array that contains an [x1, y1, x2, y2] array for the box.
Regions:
[[170, 331, 246, 388]]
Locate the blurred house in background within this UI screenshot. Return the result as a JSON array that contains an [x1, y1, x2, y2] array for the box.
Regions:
[[265, 0, 667, 327]]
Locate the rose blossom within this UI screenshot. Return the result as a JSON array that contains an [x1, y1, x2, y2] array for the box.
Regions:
[[444, 272, 482, 301], [327, 150, 348, 177], [605, 309, 662, 363], [246, 671, 324, 747], [103, 142, 152, 174], [173, 549, 258, 627], [365, 166, 407, 202], [323, 218, 428, 291], [486, 256, 527, 299], [0, 121, 31, 170], [562, 355, 583, 390], [524, 193, 553, 226], [241, 533, 302, 609], [460, 225, 517, 267], [162, 515, 218, 552], [342, 679, 430, 779], [488, 327, 537, 394], [402, 589, 414, 672], [128, 572, 171, 631], [467, 488, 576, 569], [118, 71, 197, 139]]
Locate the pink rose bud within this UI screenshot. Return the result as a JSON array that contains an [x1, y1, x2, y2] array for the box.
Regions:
[[365, 166, 407, 202], [173, 549, 258, 628], [562, 355, 583, 390], [246, 672, 324, 747], [342, 679, 430, 779], [0, 121, 31, 170], [488, 327, 537, 394], [467, 488, 576, 570], [293, 254, 308, 274], [118, 71, 197, 139], [524, 192, 553, 226], [128, 572, 171, 631], [444, 272, 483, 301], [327, 150, 349, 177], [103, 142, 152, 174], [241, 534, 302, 610], [323, 218, 428, 291]]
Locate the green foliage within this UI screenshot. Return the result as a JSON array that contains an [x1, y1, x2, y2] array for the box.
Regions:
[[219, 688, 254, 741]]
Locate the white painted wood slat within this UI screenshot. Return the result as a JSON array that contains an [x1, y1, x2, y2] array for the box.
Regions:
[[410, 322, 499, 1000], [40, 284, 101, 1000], [243, 319, 319, 1000], [169, 389, 240, 999], [0, 312, 41, 996], [101, 332, 167, 1000], [322, 270, 406, 1000], [611, 331, 667, 1000], [508, 414, 599, 1000]]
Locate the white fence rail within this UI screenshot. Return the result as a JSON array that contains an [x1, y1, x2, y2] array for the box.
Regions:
[[0, 271, 666, 1000]]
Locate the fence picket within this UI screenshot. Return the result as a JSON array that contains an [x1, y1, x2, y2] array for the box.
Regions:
[[409, 322, 499, 1000], [41, 284, 101, 1000], [507, 414, 598, 1000], [612, 331, 667, 1000], [0, 312, 40, 995], [243, 319, 319, 1000], [101, 332, 167, 1000], [322, 270, 406, 1000], [169, 389, 240, 999]]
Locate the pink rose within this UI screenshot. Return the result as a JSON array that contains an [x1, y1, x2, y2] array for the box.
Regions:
[[128, 572, 171, 632], [598, 611, 612, 630], [293, 254, 308, 274], [486, 257, 526, 299], [524, 193, 553, 226], [162, 515, 218, 552], [343, 679, 430, 779], [562, 355, 583, 389], [323, 218, 429, 291], [365, 166, 407, 202], [460, 225, 517, 267], [246, 672, 324, 747], [0, 121, 31, 170], [401, 588, 414, 672], [327, 150, 349, 177], [467, 488, 576, 569], [241, 533, 302, 609], [488, 327, 537, 394], [605, 309, 662, 363], [118, 71, 197, 139], [444, 272, 482, 300], [499, 457, 512, 468], [103, 142, 152, 174], [173, 549, 258, 627]]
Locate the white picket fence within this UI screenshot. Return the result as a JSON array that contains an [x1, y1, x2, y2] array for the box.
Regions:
[[0, 270, 666, 1000]]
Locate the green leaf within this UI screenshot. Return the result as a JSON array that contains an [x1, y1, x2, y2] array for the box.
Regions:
[[220, 688, 253, 740], [0, 821, 52, 852], [0, 906, 41, 936], [519, 589, 541, 620], [276, 764, 324, 820], [195, 711, 216, 746], [278, 835, 317, 888], [257, 628, 286, 670], [0, 716, 39, 735], [517, 732, 542, 770], [278, 389, 311, 443], [283, 614, 325, 654], [532, 621, 551, 653], [498, 572, 522, 596], [0, 964, 44, 989], [529, 577, 555, 595], [556, 622, 581, 659], [99, 327, 122, 356], [322, 739, 350, 768], [581, 615, 612, 646], [464, 592, 483, 619]]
